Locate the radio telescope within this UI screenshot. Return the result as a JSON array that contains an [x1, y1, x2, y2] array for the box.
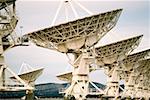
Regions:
[[120, 49, 150, 99], [21, 0, 149, 99], [114, 49, 150, 98], [0, 0, 18, 38], [130, 59, 150, 99], [57, 71, 72, 82], [10, 68, 44, 84], [24, 9, 122, 53], [10, 63, 44, 100], [23, 8, 122, 99], [0, 0, 149, 99], [94, 35, 143, 98], [0, 0, 43, 99]]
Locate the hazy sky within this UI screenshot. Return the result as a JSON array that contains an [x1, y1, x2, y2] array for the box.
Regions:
[[4, 0, 150, 84]]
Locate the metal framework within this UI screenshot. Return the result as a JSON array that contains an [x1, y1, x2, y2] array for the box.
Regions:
[[10, 65, 44, 99], [0, 65, 34, 91], [23, 9, 122, 100], [120, 49, 150, 99], [57, 71, 72, 82], [0, 0, 16, 10], [0, 1, 43, 100], [10, 67, 44, 85], [24, 9, 122, 53], [94, 35, 143, 98], [127, 59, 150, 99], [20, 1, 149, 100], [0, 0, 17, 38]]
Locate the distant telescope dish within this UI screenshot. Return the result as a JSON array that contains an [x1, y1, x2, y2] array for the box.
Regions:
[[135, 58, 150, 74], [57, 71, 72, 82], [95, 35, 143, 66], [10, 68, 44, 83], [122, 49, 150, 71], [133, 59, 150, 84], [23, 9, 122, 53]]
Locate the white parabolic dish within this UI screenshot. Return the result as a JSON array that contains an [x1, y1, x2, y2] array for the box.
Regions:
[[23, 9, 122, 53], [10, 68, 44, 83]]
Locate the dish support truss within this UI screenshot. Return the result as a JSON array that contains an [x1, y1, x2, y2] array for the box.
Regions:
[[120, 50, 150, 99], [23, 9, 123, 100], [126, 59, 150, 99], [94, 35, 143, 98], [24, 9, 122, 53], [62, 50, 104, 100], [0, 0, 35, 97], [10, 63, 44, 100]]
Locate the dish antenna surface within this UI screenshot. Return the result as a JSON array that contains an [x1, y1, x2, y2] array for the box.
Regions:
[[23, 8, 122, 99], [21, 0, 148, 99], [10, 63, 44, 100], [94, 35, 143, 97], [103, 48, 150, 99], [0, 1, 41, 100]]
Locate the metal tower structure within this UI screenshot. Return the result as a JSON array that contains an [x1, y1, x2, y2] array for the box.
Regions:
[[22, 8, 122, 99], [0, 1, 44, 99], [0, 0, 30, 91], [20, 0, 149, 100], [10, 63, 44, 99], [129, 59, 150, 99], [94, 35, 143, 98], [120, 49, 150, 99]]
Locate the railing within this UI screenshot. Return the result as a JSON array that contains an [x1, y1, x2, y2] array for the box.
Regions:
[[59, 88, 103, 95], [0, 80, 23, 87]]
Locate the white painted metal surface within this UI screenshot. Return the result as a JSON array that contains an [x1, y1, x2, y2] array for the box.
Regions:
[[23, 8, 122, 100], [120, 49, 150, 98], [24, 9, 122, 53], [0, 1, 40, 97], [20, 1, 149, 100], [10, 67, 44, 84], [94, 35, 143, 97]]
